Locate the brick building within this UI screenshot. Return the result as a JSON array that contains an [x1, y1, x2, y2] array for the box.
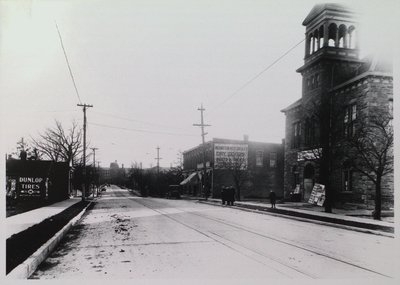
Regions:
[[182, 137, 284, 199], [281, 4, 393, 208]]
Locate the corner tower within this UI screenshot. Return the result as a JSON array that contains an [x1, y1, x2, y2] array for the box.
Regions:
[[297, 3, 363, 99]]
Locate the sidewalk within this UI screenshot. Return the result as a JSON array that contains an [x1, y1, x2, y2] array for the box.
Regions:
[[190, 196, 394, 235], [6, 197, 82, 239]]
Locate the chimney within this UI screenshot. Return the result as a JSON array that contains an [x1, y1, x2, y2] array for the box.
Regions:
[[243, 134, 249, 142]]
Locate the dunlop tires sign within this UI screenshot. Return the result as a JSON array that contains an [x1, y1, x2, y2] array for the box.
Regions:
[[17, 177, 46, 198]]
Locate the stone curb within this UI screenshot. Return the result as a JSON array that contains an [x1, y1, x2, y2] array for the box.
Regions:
[[7, 200, 94, 279], [198, 200, 394, 236]]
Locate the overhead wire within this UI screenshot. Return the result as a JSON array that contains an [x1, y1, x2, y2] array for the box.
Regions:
[[92, 111, 193, 131], [55, 21, 83, 104], [88, 38, 305, 141], [209, 38, 305, 113], [89, 122, 198, 137]]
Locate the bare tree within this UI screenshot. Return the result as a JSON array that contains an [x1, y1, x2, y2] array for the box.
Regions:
[[301, 93, 345, 212], [31, 120, 83, 166], [343, 106, 393, 220], [217, 152, 248, 201]]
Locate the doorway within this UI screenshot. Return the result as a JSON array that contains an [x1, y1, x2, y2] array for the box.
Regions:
[[303, 164, 315, 201]]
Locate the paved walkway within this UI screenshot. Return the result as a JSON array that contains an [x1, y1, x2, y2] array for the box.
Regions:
[[6, 198, 81, 239], [184, 196, 394, 234]]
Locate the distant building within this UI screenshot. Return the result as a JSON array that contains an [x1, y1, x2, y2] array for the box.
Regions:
[[281, 4, 393, 208], [143, 166, 170, 174], [99, 167, 111, 184], [182, 137, 284, 199], [99, 160, 127, 184]]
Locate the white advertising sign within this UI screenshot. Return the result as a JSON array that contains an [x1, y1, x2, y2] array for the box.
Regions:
[[214, 143, 248, 169], [297, 148, 322, 161]]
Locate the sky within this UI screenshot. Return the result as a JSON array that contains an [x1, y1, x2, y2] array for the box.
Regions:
[[0, 0, 397, 169]]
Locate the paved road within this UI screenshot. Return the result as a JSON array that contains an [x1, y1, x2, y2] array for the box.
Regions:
[[31, 186, 395, 280]]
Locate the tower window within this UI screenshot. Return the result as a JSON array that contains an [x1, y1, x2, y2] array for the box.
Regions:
[[292, 121, 301, 148], [344, 104, 357, 138], [305, 118, 316, 146]]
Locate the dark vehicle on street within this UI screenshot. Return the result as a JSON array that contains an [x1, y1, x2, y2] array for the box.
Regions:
[[166, 185, 181, 199]]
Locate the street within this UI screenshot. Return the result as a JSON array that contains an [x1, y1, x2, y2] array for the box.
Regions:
[[31, 186, 395, 279]]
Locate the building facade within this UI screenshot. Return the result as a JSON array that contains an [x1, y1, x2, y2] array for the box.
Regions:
[[281, 4, 393, 208], [182, 137, 284, 199]]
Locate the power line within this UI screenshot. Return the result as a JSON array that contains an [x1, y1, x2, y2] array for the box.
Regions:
[[210, 38, 305, 113], [92, 111, 192, 131], [55, 21, 82, 104], [89, 122, 198, 137]]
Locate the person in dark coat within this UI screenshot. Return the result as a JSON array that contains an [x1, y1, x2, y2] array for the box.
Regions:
[[221, 186, 226, 205], [228, 186, 235, 206], [269, 190, 276, 208]]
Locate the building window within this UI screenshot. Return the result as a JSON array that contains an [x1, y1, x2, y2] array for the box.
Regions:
[[305, 118, 316, 146], [342, 169, 352, 192], [307, 74, 320, 90], [256, 151, 263, 167], [292, 121, 301, 148], [269, 152, 277, 168], [344, 104, 356, 138]]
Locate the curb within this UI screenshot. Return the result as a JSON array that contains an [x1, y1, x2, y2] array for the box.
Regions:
[[198, 200, 394, 237], [7, 200, 94, 279]]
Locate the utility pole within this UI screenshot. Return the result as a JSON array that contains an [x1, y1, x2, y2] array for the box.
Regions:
[[155, 146, 162, 196], [91, 147, 98, 197], [155, 146, 162, 175], [77, 103, 93, 201], [193, 104, 211, 199]]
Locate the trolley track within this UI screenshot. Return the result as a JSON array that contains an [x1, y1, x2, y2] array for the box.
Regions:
[[124, 195, 391, 279]]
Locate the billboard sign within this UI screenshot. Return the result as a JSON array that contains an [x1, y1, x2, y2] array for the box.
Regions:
[[17, 177, 46, 198], [214, 143, 248, 169], [297, 148, 322, 161]]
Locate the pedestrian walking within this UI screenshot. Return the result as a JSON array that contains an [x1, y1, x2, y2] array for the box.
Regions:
[[269, 190, 276, 209]]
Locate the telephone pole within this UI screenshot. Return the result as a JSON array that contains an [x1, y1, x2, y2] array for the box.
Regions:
[[91, 147, 98, 197], [77, 103, 93, 201], [155, 146, 162, 196], [193, 104, 211, 199], [155, 146, 162, 176]]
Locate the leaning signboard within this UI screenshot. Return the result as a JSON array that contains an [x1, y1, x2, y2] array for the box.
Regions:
[[308, 183, 326, 206]]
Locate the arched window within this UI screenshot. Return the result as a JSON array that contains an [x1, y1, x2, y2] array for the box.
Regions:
[[348, 26, 356, 48], [338, 24, 347, 48], [319, 25, 324, 48], [314, 30, 319, 51], [308, 34, 313, 55], [328, 23, 337, 47]]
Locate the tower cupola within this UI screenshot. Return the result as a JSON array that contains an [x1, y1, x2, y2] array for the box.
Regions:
[[302, 3, 359, 65]]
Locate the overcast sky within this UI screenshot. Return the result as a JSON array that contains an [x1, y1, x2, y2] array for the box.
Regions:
[[0, 0, 397, 168]]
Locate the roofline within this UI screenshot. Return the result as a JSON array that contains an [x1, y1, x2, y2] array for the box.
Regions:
[[183, 137, 283, 154], [280, 98, 302, 113], [329, 71, 393, 92]]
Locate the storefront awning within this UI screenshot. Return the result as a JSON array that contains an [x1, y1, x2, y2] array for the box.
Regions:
[[180, 172, 198, 185]]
